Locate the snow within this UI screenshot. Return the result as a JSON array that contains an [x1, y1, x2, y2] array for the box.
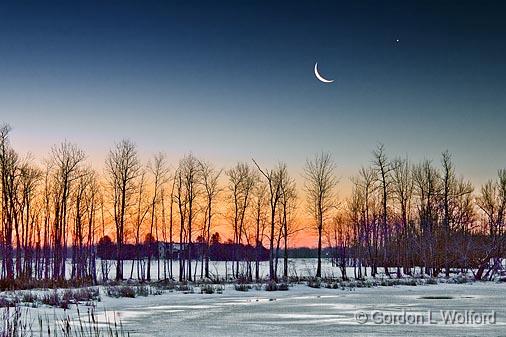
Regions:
[[58, 257, 464, 281], [9, 282, 501, 337], [3, 259, 505, 336], [94, 258, 397, 281]]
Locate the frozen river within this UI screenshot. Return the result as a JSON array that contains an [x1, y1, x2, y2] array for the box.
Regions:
[[92, 282, 505, 337]]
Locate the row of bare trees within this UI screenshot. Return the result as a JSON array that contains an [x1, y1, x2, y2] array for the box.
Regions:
[[327, 145, 506, 281], [1, 122, 505, 285], [0, 124, 303, 284]]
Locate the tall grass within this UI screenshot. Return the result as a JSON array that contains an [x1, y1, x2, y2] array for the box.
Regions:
[[1, 307, 129, 337]]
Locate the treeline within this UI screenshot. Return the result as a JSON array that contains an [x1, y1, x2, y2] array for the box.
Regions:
[[0, 123, 298, 284], [0, 122, 505, 286], [96, 236, 269, 262], [328, 146, 506, 281]]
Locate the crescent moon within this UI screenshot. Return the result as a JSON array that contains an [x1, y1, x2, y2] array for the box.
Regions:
[[314, 62, 334, 83]]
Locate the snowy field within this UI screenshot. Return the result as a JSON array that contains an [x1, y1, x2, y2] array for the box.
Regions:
[[94, 258, 443, 281], [4, 259, 505, 336], [13, 257, 501, 281], [72, 282, 505, 336], [97, 258, 349, 281]]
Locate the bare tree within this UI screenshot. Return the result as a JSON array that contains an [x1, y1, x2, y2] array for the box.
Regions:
[[199, 160, 222, 279], [475, 169, 506, 279], [146, 153, 169, 281], [412, 159, 440, 276], [168, 172, 177, 279], [347, 183, 365, 278], [478, 169, 506, 239], [303, 152, 337, 278], [174, 153, 200, 281], [50, 141, 86, 280], [130, 170, 149, 280], [85, 169, 100, 283], [441, 150, 455, 278], [105, 139, 140, 281], [252, 181, 268, 281], [0, 124, 18, 279], [391, 157, 413, 276], [252, 159, 284, 281], [227, 162, 256, 278], [71, 167, 93, 280], [41, 160, 53, 280], [278, 167, 297, 281], [174, 166, 187, 281], [372, 144, 393, 277], [327, 211, 351, 279], [351, 166, 378, 277]]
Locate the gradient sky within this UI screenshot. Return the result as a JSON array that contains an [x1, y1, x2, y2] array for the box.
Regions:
[[1, 0, 505, 195]]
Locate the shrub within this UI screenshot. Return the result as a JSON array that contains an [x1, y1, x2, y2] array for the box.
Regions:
[[0, 277, 95, 291], [105, 285, 163, 297], [200, 284, 216, 294], [288, 276, 300, 283], [106, 286, 136, 298], [326, 282, 339, 289], [264, 281, 289, 291], [154, 279, 177, 290], [135, 286, 150, 297], [307, 278, 321, 289], [234, 284, 251, 292], [0, 296, 19, 308], [355, 281, 364, 288], [175, 284, 194, 293], [264, 280, 278, 291], [236, 275, 250, 284], [63, 287, 101, 303], [42, 291, 62, 307], [21, 292, 38, 304], [150, 287, 164, 296], [453, 276, 468, 284], [277, 283, 289, 291], [406, 279, 418, 286]]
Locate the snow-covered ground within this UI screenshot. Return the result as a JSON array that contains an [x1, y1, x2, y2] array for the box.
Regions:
[[14, 282, 503, 337], [96, 258, 336, 281], [100, 282, 506, 336], [3, 258, 505, 336], [95, 258, 426, 281], [62, 257, 497, 281]]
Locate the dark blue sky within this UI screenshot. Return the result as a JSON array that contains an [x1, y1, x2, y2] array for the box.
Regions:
[[1, 1, 505, 191]]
